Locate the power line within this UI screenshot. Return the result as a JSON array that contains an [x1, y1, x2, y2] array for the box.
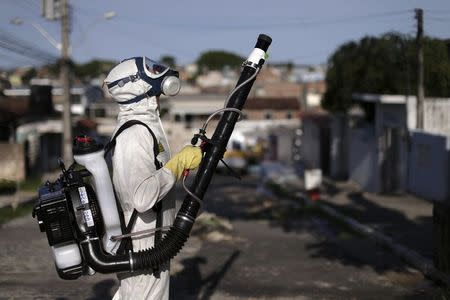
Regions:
[[23, 0, 40, 9], [427, 16, 450, 22], [19, 0, 39, 11], [0, 30, 57, 60], [0, 40, 56, 63], [0, 50, 39, 66], [107, 9, 412, 31], [0, 29, 58, 63], [6, 0, 39, 19], [424, 9, 450, 15]]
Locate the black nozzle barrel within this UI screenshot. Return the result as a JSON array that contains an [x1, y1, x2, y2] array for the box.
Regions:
[[255, 34, 272, 52]]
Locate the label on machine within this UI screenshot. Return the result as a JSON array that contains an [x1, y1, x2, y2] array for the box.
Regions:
[[78, 187, 89, 204], [83, 210, 95, 227]]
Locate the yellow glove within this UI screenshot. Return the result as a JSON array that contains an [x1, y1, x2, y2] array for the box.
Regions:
[[164, 146, 202, 180]]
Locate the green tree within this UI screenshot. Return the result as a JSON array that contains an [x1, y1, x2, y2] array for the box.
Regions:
[[322, 32, 450, 112], [21, 68, 37, 84], [160, 55, 176, 68], [196, 50, 244, 72], [73, 59, 117, 80]]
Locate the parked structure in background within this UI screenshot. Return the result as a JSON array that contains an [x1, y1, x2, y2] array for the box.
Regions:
[[0, 61, 324, 180], [329, 113, 348, 179], [348, 94, 416, 194], [164, 94, 301, 161], [251, 64, 326, 110], [3, 85, 102, 116], [298, 111, 330, 173], [0, 80, 104, 177], [300, 92, 450, 197], [0, 143, 25, 182]]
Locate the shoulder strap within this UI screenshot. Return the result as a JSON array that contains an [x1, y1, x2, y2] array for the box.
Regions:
[[104, 119, 163, 170], [107, 120, 165, 256]]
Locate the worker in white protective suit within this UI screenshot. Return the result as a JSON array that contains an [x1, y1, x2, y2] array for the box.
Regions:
[[104, 57, 202, 300]]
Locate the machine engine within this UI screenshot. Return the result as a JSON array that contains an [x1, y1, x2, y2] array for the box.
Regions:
[[34, 166, 104, 279], [33, 136, 122, 279]]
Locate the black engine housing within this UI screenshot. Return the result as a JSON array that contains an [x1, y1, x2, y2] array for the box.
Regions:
[[33, 167, 104, 279]]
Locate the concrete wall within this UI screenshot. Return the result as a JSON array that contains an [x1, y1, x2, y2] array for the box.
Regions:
[[301, 119, 321, 168], [407, 130, 450, 203], [376, 103, 409, 192], [276, 128, 295, 163], [348, 126, 380, 193], [0, 143, 25, 181], [424, 100, 450, 136], [329, 114, 348, 179]]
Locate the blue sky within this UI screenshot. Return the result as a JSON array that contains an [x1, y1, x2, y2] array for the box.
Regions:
[[1, 0, 449, 68]]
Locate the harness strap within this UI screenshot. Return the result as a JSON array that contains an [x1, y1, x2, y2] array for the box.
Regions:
[[104, 120, 163, 170], [105, 120, 164, 264], [106, 73, 140, 89]]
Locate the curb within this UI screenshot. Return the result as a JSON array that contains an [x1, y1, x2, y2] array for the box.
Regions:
[[309, 197, 450, 287]]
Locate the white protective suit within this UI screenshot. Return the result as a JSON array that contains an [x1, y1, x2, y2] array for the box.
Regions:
[[106, 59, 177, 300]]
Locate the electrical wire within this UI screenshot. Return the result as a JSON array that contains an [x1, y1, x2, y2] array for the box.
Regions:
[[223, 67, 260, 108], [427, 16, 450, 22], [0, 29, 58, 63], [182, 67, 260, 204], [0, 40, 56, 63], [104, 9, 412, 31], [182, 174, 202, 204], [202, 108, 243, 132]]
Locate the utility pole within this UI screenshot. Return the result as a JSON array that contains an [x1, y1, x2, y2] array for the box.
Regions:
[[61, 0, 72, 163], [415, 8, 424, 129]]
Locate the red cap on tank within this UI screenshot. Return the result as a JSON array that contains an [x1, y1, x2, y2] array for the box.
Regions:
[[73, 135, 102, 155]]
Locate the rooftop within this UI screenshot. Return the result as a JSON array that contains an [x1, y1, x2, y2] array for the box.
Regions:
[[245, 97, 300, 110]]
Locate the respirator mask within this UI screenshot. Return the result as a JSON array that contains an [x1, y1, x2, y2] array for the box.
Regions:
[[106, 56, 181, 102], [140, 57, 181, 97]]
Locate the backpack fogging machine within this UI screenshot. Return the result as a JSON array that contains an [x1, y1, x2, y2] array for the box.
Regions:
[[33, 34, 272, 279]]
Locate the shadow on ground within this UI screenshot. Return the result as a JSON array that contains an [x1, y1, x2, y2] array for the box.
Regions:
[[325, 189, 433, 259], [170, 251, 240, 300], [86, 279, 117, 300], [201, 175, 432, 276]]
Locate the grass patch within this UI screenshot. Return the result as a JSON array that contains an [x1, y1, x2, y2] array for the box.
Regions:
[[0, 179, 16, 194], [0, 177, 42, 195], [19, 177, 42, 192], [0, 200, 35, 225]]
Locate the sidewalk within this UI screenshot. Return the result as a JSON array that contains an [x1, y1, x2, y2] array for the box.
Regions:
[[261, 162, 438, 276], [320, 178, 433, 260], [0, 191, 37, 209]]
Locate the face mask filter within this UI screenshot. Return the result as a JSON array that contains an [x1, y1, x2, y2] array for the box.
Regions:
[[161, 70, 181, 96], [142, 57, 180, 97]]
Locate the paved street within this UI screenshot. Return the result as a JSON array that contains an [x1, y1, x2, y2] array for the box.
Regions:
[[0, 175, 443, 299]]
